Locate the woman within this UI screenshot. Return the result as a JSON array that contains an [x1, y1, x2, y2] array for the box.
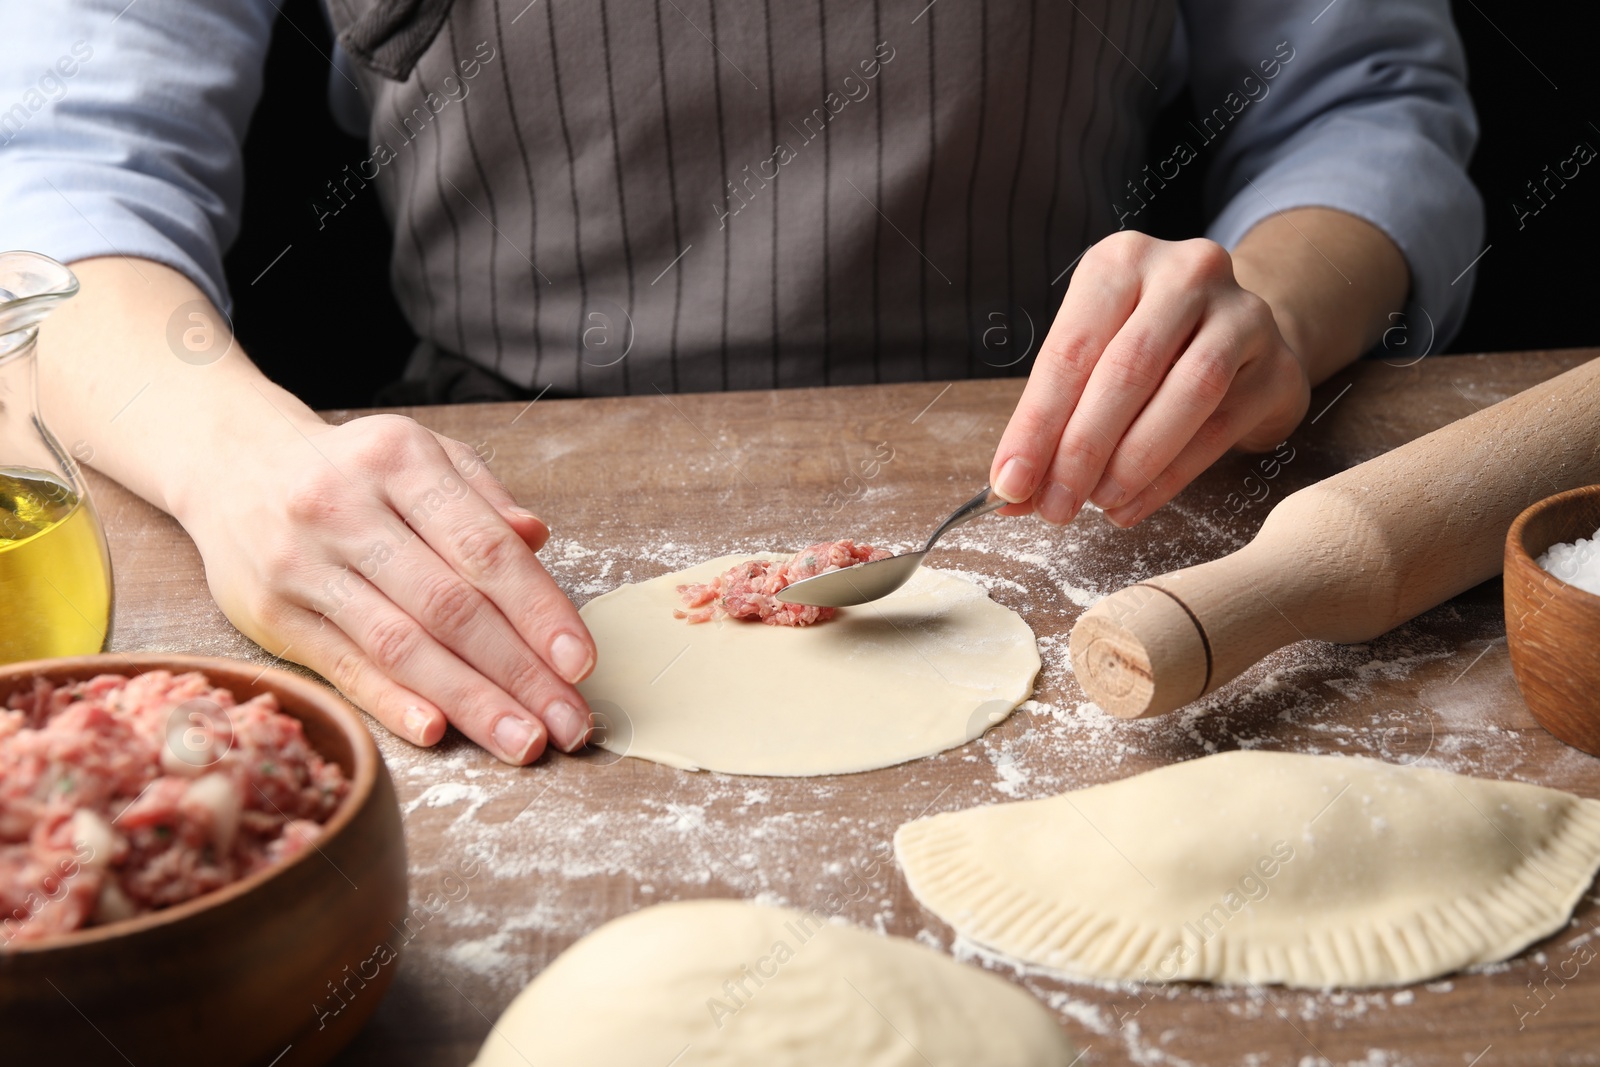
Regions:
[[0, 0, 1481, 764]]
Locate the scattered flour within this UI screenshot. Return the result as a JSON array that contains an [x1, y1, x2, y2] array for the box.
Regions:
[[370, 507, 1588, 1065]]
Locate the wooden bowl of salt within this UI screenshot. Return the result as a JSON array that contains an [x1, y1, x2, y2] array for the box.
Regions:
[[1505, 483, 1600, 756]]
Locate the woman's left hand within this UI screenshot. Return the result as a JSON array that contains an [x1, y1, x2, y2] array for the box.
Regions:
[[989, 231, 1311, 527]]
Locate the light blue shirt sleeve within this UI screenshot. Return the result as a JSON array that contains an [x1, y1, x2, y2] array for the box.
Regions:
[[0, 0, 278, 315], [1173, 0, 1483, 349]]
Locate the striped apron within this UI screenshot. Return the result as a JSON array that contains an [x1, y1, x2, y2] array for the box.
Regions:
[[325, 0, 1174, 398]]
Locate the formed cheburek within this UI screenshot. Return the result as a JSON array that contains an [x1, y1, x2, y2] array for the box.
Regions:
[[895, 750, 1600, 988], [576, 555, 1040, 776], [470, 900, 1077, 1067]]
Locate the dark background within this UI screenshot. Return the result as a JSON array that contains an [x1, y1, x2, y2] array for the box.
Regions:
[[222, 1, 1598, 410]]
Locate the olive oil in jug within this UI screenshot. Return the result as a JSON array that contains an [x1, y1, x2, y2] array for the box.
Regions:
[[0, 466, 111, 660], [0, 253, 113, 662]]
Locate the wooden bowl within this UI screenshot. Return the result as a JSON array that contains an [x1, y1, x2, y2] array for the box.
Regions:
[[1505, 484, 1600, 756], [0, 654, 408, 1067]]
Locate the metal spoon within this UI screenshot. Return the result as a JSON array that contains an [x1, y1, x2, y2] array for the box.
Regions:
[[776, 486, 1005, 608]]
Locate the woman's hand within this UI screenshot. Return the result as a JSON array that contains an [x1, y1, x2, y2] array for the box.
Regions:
[[40, 258, 594, 767], [990, 231, 1311, 527], [175, 412, 595, 766]]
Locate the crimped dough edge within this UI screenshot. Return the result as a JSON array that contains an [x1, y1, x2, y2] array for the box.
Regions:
[[895, 764, 1600, 989]]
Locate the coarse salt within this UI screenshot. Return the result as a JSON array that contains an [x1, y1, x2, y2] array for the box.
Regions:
[[1537, 525, 1600, 596]]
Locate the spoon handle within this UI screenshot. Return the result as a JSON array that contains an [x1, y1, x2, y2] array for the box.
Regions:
[[921, 486, 1005, 553]]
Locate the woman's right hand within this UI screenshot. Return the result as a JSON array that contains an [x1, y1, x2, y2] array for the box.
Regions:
[[174, 410, 595, 766], [38, 258, 593, 766]]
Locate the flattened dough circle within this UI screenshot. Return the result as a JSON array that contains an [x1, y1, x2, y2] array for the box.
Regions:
[[470, 900, 1077, 1066], [895, 750, 1600, 988], [577, 556, 1040, 776]]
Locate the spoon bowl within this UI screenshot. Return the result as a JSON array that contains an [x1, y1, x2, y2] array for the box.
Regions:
[[776, 550, 930, 607], [777, 486, 1003, 607]]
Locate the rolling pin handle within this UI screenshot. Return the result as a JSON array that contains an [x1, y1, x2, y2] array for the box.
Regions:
[[1069, 583, 1212, 719]]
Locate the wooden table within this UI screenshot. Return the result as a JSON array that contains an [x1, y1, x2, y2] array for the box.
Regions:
[[95, 349, 1600, 1066]]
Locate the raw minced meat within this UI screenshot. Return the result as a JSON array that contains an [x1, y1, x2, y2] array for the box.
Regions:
[[675, 540, 891, 627], [0, 670, 349, 944]]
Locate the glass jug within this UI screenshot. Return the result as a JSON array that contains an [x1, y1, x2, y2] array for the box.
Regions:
[[0, 252, 113, 662]]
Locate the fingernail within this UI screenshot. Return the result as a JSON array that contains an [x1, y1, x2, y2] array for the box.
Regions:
[[508, 505, 538, 521], [993, 456, 1035, 503], [404, 705, 435, 746], [545, 700, 591, 752], [492, 714, 540, 763], [1037, 481, 1077, 525], [550, 632, 593, 683], [1105, 499, 1142, 527], [1092, 472, 1126, 509]]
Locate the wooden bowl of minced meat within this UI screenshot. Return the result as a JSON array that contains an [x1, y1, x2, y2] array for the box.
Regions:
[[0, 654, 408, 1067], [1505, 483, 1600, 757]]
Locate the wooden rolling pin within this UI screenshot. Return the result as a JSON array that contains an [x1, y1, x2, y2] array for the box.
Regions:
[[1069, 357, 1600, 719]]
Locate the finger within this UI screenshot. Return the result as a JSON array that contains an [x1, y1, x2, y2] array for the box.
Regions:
[[518, 515, 552, 554], [1102, 365, 1282, 527], [391, 439, 596, 687], [329, 579, 552, 765], [1033, 275, 1207, 525], [274, 606, 449, 748], [374, 527, 592, 751], [1088, 314, 1246, 513], [432, 434, 551, 550], [989, 235, 1145, 504], [1234, 347, 1311, 453]]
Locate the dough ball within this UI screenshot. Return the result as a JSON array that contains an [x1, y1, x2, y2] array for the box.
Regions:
[[471, 900, 1077, 1066]]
